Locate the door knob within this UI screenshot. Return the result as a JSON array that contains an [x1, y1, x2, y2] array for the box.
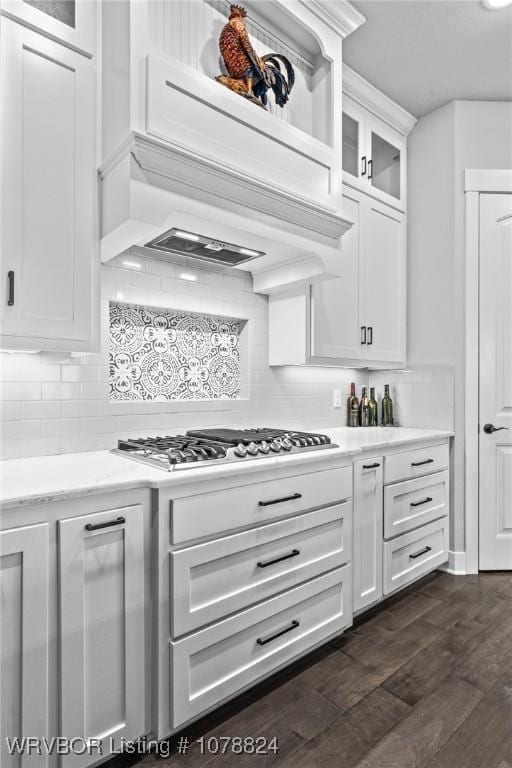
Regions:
[[483, 423, 509, 434]]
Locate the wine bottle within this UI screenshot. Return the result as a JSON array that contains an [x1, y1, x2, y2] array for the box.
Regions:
[[368, 387, 378, 426], [347, 382, 359, 427], [359, 386, 370, 427], [381, 384, 394, 426]]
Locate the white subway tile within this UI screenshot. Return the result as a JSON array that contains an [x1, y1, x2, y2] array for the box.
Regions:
[[41, 418, 81, 437], [2, 420, 41, 440], [22, 401, 61, 420], [61, 400, 101, 418], [0, 402, 22, 421], [42, 383, 81, 400], [0, 383, 41, 400], [81, 383, 109, 400]]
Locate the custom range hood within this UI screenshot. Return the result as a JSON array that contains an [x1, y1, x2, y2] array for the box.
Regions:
[[100, 132, 353, 294]]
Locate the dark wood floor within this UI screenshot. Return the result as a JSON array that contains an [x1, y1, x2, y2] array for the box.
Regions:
[[138, 571, 512, 768]]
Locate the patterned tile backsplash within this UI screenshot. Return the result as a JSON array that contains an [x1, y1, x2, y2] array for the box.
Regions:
[[109, 302, 242, 401]]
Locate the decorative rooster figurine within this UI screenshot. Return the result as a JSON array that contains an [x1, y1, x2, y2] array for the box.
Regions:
[[216, 4, 295, 110]]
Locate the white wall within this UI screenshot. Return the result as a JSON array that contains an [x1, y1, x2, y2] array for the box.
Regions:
[[0, 257, 369, 460], [408, 99, 512, 557]]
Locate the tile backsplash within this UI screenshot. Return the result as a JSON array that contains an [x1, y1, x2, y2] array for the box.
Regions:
[[0, 255, 455, 460], [109, 302, 243, 401], [0, 255, 368, 460]]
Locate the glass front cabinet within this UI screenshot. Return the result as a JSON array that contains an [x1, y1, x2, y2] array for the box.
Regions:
[[342, 93, 409, 212]]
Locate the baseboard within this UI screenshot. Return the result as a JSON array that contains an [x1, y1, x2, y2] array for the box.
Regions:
[[440, 550, 467, 575]]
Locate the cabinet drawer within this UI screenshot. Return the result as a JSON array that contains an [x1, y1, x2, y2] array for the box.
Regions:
[[171, 502, 351, 636], [384, 470, 449, 539], [171, 466, 352, 544], [170, 566, 352, 728], [383, 519, 448, 595], [384, 443, 449, 485]]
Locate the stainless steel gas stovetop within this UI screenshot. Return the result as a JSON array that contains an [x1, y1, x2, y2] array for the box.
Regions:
[[112, 428, 337, 472]]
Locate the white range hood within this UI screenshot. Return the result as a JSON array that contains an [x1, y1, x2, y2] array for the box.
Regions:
[[99, 132, 353, 295]]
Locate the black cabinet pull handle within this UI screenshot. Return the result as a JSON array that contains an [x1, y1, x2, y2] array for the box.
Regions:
[[257, 620, 300, 646], [85, 516, 125, 531], [409, 545, 432, 560], [7, 270, 14, 306], [361, 326, 367, 345], [410, 497, 433, 508], [361, 156, 367, 176], [367, 326, 373, 345], [363, 462, 380, 469], [411, 458, 434, 467], [368, 159, 373, 179], [257, 549, 300, 569], [258, 493, 301, 507]]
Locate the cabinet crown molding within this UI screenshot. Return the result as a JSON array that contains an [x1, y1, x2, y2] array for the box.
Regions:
[[342, 64, 417, 136], [302, 0, 366, 40]]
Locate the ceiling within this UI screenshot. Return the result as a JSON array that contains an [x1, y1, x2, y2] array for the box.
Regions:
[[342, 0, 512, 117]]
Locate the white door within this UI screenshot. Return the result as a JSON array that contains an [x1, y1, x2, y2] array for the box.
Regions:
[[353, 457, 383, 611], [0, 524, 48, 768], [310, 186, 365, 361], [59, 505, 146, 767], [366, 113, 407, 211], [479, 193, 512, 570], [364, 198, 406, 364], [0, 19, 94, 349]]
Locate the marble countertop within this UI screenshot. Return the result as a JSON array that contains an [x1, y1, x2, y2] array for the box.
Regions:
[[0, 427, 453, 510]]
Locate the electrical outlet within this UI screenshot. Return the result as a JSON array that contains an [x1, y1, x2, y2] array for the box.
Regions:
[[333, 388, 342, 408]]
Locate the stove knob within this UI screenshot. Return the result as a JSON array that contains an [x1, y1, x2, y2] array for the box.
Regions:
[[270, 439, 282, 452], [247, 441, 259, 456], [259, 440, 271, 454], [234, 443, 248, 458], [281, 438, 293, 451]]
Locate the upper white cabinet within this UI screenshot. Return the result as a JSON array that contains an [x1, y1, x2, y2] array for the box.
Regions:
[[0, 14, 97, 352], [0, 523, 48, 768], [0, 0, 96, 57], [342, 65, 416, 212], [269, 184, 406, 367]]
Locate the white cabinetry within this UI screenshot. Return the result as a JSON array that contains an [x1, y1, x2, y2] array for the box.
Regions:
[[156, 459, 353, 736], [59, 505, 146, 768], [353, 457, 383, 612], [0, 0, 96, 56], [0, 523, 48, 768], [0, 15, 97, 352], [342, 65, 416, 212], [270, 185, 406, 367], [382, 442, 450, 595]]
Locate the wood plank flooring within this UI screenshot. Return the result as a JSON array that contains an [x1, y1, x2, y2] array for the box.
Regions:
[[127, 571, 512, 768]]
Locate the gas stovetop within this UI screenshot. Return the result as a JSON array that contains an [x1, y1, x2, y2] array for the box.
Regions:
[[113, 428, 337, 472]]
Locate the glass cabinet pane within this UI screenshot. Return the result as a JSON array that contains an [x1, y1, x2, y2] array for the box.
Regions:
[[23, 0, 76, 27], [342, 112, 360, 177], [370, 133, 400, 200]]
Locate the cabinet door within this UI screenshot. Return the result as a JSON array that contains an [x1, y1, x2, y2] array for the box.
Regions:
[[363, 198, 406, 364], [0, 0, 96, 57], [353, 458, 383, 612], [59, 506, 145, 768], [310, 187, 365, 361], [0, 19, 94, 350], [342, 96, 368, 191], [366, 113, 407, 211], [0, 524, 48, 768]]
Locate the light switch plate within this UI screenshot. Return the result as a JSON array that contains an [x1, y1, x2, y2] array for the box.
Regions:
[[333, 388, 342, 408]]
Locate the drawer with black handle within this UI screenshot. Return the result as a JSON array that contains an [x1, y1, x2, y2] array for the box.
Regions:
[[171, 502, 352, 636], [169, 566, 352, 728], [383, 518, 448, 595], [384, 470, 449, 538], [384, 442, 449, 485]]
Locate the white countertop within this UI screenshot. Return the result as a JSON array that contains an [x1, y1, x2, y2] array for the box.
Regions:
[[0, 427, 452, 511]]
